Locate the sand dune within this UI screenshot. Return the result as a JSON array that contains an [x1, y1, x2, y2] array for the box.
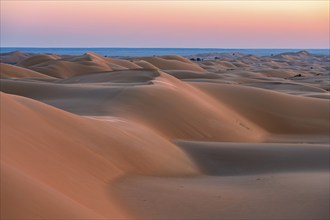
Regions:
[[1, 92, 197, 218], [20, 55, 114, 78], [133, 60, 159, 70], [131, 55, 207, 72], [0, 71, 266, 142], [16, 52, 136, 78], [0, 63, 55, 79], [194, 83, 329, 135], [0, 50, 33, 64], [18, 54, 61, 67], [1, 92, 197, 175], [1, 51, 329, 219], [106, 57, 143, 69]]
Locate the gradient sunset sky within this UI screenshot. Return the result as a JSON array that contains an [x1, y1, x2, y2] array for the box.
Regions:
[[1, 1, 329, 48]]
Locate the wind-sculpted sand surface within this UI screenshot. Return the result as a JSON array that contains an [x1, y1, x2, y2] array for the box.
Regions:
[[1, 51, 329, 219]]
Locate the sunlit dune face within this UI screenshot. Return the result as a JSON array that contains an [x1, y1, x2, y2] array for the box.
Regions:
[[1, 1, 329, 48]]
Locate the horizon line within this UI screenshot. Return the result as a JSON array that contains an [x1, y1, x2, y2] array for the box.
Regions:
[[1, 47, 329, 50]]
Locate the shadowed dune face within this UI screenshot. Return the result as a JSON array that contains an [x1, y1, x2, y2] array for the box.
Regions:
[[58, 69, 160, 84], [1, 51, 329, 219], [176, 141, 330, 176], [0, 51, 33, 64]]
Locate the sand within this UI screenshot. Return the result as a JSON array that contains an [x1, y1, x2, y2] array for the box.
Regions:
[[0, 50, 329, 219]]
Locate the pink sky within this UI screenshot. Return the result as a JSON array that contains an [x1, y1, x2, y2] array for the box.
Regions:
[[0, 1, 329, 48]]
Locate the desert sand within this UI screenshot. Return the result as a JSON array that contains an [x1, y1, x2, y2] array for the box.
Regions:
[[1, 50, 329, 219]]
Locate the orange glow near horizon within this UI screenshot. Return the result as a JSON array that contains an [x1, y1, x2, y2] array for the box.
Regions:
[[0, 1, 329, 48]]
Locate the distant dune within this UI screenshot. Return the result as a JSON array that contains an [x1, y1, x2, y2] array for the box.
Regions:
[[1, 51, 329, 219], [0, 63, 55, 79]]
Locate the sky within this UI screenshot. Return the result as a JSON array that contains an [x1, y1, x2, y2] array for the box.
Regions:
[[0, 1, 329, 48]]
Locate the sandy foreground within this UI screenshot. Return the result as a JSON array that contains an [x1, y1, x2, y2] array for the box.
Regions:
[[0, 51, 329, 219]]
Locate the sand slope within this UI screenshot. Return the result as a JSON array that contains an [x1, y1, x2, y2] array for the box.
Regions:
[[1, 92, 197, 219], [0, 51, 33, 64], [111, 140, 329, 219], [0, 71, 266, 142], [0, 63, 55, 79], [194, 82, 329, 135]]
